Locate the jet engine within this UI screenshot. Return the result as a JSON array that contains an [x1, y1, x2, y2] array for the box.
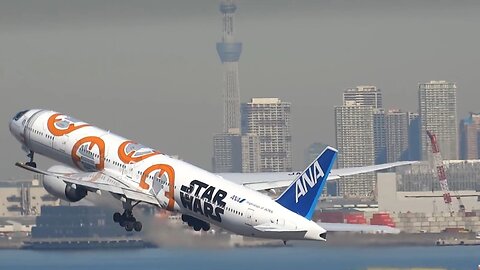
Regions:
[[43, 165, 87, 202]]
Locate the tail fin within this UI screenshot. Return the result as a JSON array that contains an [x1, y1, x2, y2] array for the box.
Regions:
[[276, 146, 337, 220]]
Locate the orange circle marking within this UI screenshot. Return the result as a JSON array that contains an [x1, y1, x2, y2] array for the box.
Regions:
[[71, 136, 105, 171], [47, 113, 90, 136], [140, 164, 175, 210], [117, 140, 160, 164]]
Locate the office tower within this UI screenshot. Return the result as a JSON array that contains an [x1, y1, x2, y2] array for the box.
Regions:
[[419, 81, 458, 160], [335, 102, 375, 197], [343, 85, 383, 109], [241, 133, 261, 173], [459, 112, 480, 159], [342, 86, 385, 164], [407, 112, 421, 160], [242, 98, 292, 172], [212, 133, 242, 173], [374, 109, 387, 164], [217, 0, 242, 133], [385, 109, 409, 162]]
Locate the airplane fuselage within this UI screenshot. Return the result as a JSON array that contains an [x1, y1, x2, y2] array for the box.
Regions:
[[9, 109, 326, 241]]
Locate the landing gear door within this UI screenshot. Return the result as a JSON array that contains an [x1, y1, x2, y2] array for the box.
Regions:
[[245, 208, 254, 226]]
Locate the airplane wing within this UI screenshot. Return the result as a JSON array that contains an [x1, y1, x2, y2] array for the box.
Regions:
[[405, 194, 479, 198], [319, 222, 400, 234], [15, 162, 159, 205], [219, 161, 417, 191]]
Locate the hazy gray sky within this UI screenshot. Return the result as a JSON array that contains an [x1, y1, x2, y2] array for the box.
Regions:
[[1, 0, 480, 178]]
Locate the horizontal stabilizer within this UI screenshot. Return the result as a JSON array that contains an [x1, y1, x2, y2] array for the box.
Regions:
[[254, 223, 307, 233]]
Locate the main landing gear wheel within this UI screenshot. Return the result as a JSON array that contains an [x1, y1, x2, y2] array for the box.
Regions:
[[26, 151, 37, 168], [113, 200, 143, 232], [182, 214, 211, 232], [133, 221, 142, 232]]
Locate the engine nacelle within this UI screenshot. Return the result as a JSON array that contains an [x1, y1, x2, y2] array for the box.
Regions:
[[43, 165, 87, 202]]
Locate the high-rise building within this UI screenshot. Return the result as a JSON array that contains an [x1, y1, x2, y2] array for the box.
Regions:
[[374, 109, 387, 164], [217, 0, 242, 133], [407, 112, 421, 160], [459, 112, 480, 160], [241, 133, 261, 173], [343, 86, 383, 108], [242, 98, 292, 172], [212, 133, 242, 173], [342, 86, 385, 164], [335, 102, 375, 197], [419, 81, 458, 160], [385, 109, 409, 162]]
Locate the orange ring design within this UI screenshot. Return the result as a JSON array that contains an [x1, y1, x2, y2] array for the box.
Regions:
[[140, 164, 175, 210], [117, 140, 160, 164], [47, 113, 90, 136], [71, 136, 105, 171]]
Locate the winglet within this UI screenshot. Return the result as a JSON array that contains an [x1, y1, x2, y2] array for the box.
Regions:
[[275, 147, 337, 220]]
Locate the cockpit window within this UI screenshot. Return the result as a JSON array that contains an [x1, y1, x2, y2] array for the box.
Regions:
[[13, 110, 28, 121]]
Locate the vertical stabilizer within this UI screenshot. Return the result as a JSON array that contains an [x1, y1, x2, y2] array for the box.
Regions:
[[276, 147, 337, 220]]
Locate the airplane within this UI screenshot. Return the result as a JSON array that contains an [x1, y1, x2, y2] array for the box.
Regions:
[[9, 109, 411, 241]]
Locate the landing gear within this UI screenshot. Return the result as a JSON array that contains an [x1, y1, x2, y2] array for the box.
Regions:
[[182, 214, 210, 232], [26, 151, 36, 168], [113, 200, 143, 232]]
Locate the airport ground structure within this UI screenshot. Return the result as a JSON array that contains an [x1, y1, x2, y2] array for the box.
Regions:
[[1, 160, 480, 237]]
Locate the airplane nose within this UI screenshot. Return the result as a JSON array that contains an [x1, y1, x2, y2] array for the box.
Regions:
[[10, 109, 29, 140], [9, 118, 20, 138], [8, 119, 13, 133]]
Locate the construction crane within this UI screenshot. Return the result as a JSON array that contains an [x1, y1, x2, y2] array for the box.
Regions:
[[426, 130, 465, 212], [406, 131, 478, 211]]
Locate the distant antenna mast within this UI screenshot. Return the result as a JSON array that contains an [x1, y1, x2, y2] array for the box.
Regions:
[[426, 131, 453, 212]]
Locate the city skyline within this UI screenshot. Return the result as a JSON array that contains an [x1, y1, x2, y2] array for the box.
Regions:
[[1, 0, 480, 178]]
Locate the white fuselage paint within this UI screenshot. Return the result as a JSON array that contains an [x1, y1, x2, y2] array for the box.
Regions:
[[9, 109, 326, 241]]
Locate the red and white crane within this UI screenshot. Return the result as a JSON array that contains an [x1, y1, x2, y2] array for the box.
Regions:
[[426, 130, 453, 205], [407, 131, 476, 212]]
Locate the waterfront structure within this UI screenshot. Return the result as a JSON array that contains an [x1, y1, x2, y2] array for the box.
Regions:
[[0, 178, 59, 217], [459, 112, 480, 159], [241, 98, 292, 172], [418, 81, 458, 160], [335, 102, 375, 197], [217, 0, 242, 133], [385, 109, 409, 162], [395, 160, 480, 193]]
